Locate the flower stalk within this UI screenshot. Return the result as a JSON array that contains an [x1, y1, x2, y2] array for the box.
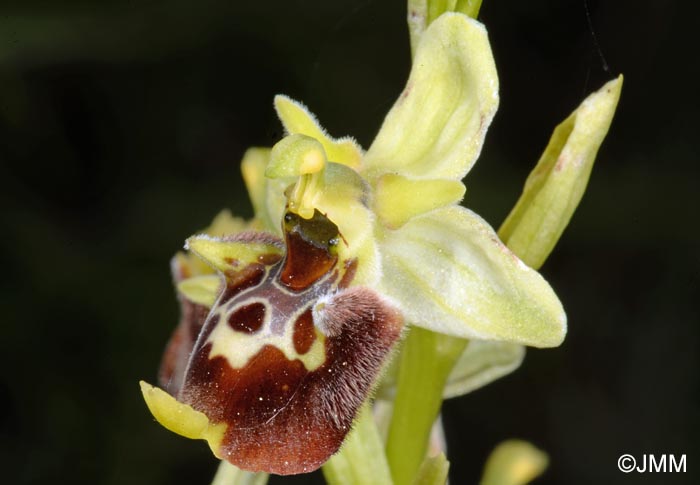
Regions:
[[322, 405, 393, 485], [386, 328, 468, 484]]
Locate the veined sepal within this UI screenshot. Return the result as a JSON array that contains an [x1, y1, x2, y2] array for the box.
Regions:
[[378, 206, 566, 347], [442, 340, 524, 398], [407, 0, 483, 57], [377, 339, 525, 400], [363, 13, 498, 181]]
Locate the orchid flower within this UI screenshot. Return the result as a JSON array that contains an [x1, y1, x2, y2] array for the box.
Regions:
[[140, 4, 621, 484]]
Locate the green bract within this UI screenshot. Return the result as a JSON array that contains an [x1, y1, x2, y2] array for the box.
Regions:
[[499, 76, 624, 270]]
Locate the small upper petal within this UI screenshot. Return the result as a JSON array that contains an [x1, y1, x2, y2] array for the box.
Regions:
[[274, 95, 363, 170]]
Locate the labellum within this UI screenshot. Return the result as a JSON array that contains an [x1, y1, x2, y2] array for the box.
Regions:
[[153, 210, 403, 475]]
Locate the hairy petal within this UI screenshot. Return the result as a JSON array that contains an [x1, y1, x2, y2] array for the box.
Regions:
[[378, 206, 566, 347], [274, 95, 363, 170]]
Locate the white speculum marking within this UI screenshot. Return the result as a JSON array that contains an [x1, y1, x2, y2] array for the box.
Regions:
[[206, 264, 335, 372]]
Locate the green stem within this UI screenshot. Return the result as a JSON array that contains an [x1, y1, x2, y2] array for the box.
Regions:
[[427, 0, 450, 24], [413, 453, 450, 485], [385, 327, 468, 484], [455, 0, 483, 18], [323, 403, 394, 485], [210, 461, 268, 485]]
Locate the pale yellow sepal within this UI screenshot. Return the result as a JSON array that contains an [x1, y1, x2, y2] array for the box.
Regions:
[[378, 206, 566, 347], [241, 148, 288, 233], [206, 209, 249, 237], [177, 275, 220, 307], [443, 340, 524, 398], [407, 0, 429, 57], [140, 381, 226, 457], [364, 13, 498, 180], [377, 339, 523, 401], [241, 148, 271, 223], [263, 177, 291, 236], [374, 174, 465, 229], [186, 236, 282, 273], [499, 76, 623, 270], [171, 251, 210, 281], [274, 95, 363, 170], [480, 440, 549, 485], [172, 210, 252, 280]]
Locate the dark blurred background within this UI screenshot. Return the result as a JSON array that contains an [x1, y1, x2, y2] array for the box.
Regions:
[[1, 0, 697, 484]]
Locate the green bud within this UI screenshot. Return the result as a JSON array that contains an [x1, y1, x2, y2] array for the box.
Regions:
[[412, 453, 450, 485], [480, 440, 549, 485]]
